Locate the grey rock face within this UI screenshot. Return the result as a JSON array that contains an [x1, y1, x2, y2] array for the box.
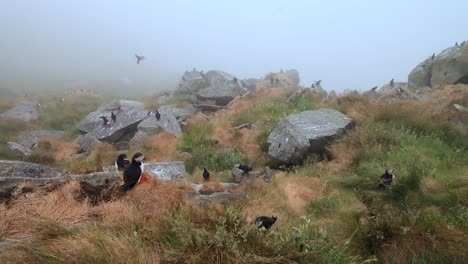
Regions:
[[0, 160, 67, 179], [0, 103, 39, 122], [76, 100, 145, 133], [138, 105, 182, 136], [321, 90, 338, 103], [17, 130, 65, 148], [267, 109, 353, 164], [408, 56, 434, 89], [408, 43, 468, 89], [176, 69, 205, 100], [171, 104, 197, 121], [285, 69, 301, 85], [129, 130, 148, 148], [76, 100, 147, 143], [196, 70, 247, 106], [75, 134, 100, 153], [7, 142, 32, 159], [431, 45, 468, 87], [241, 78, 258, 92], [144, 161, 188, 182]]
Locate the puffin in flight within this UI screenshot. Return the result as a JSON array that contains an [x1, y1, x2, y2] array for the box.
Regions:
[[135, 54, 145, 64]]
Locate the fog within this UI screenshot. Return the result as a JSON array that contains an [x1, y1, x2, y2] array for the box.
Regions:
[[1, 0, 467, 94]]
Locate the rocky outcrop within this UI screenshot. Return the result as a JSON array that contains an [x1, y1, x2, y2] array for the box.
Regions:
[[408, 56, 433, 89], [408, 42, 468, 89], [264, 69, 301, 89], [176, 69, 205, 102], [267, 109, 353, 164], [0, 103, 39, 122], [75, 134, 100, 153], [17, 130, 65, 148], [7, 142, 32, 159], [241, 78, 259, 92], [76, 100, 147, 143], [196, 70, 248, 106], [0, 160, 119, 194], [144, 161, 188, 182], [137, 105, 182, 136]]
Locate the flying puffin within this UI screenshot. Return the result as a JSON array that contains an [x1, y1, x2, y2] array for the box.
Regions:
[[203, 167, 210, 182], [135, 54, 145, 64], [120, 152, 145, 192], [115, 153, 130, 171]]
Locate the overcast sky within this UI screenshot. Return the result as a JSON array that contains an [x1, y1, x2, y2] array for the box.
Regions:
[[0, 0, 466, 93]]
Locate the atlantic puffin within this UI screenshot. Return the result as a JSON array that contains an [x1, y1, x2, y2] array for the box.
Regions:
[[120, 152, 145, 192], [115, 153, 130, 171], [203, 167, 210, 182]]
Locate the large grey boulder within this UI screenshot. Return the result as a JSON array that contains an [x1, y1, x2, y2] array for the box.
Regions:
[[267, 109, 353, 164], [241, 78, 259, 92], [176, 69, 205, 101], [7, 142, 32, 159], [431, 44, 468, 87], [408, 42, 468, 89], [144, 161, 188, 182], [17, 130, 65, 148], [196, 70, 247, 106], [75, 134, 100, 153], [285, 69, 301, 86], [408, 56, 434, 89], [76, 100, 148, 143], [137, 105, 182, 136], [172, 104, 197, 121], [0, 103, 39, 122], [76, 100, 145, 133]]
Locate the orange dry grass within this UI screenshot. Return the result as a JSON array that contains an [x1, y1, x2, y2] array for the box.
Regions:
[[199, 181, 225, 195], [100, 178, 183, 227], [0, 182, 95, 239], [66, 143, 117, 173], [36, 137, 80, 162], [142, 132, 181, 162]]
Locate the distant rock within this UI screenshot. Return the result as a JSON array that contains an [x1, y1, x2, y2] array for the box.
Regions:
[[196, 70, 248, 106], [321, 90, 338, 103], [408, 42, 468, 89], [76, 100, 147, 143], [191, 182, 239, 193], [154, 91, 173, 105], [175, 69, 205, 102], [137, 105, 182, 136], [7, 142, 32, 159], [144, 161, 188, 182], [0, 103, 39, 122], [267, 109, 353, 164], [75, 134, 100, 153], [17, 130, 65, 148], [285, 69, 301, 86], [0, 160, 67, 179], [241, 78, 259, 92]]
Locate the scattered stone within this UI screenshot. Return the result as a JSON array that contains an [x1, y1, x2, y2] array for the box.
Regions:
[[190, 192, 245, 207], [233, 123, 256, 130], [453, 104, 467, 112]]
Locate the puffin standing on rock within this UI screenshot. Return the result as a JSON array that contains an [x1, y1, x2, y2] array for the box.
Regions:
[[120, 152, 145, 193]]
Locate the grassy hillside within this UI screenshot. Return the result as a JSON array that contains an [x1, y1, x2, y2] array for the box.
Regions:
[[0, 85, 467, 263]]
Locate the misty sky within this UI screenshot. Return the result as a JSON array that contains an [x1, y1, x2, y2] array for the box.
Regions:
[[0, 0, 467, 93]]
